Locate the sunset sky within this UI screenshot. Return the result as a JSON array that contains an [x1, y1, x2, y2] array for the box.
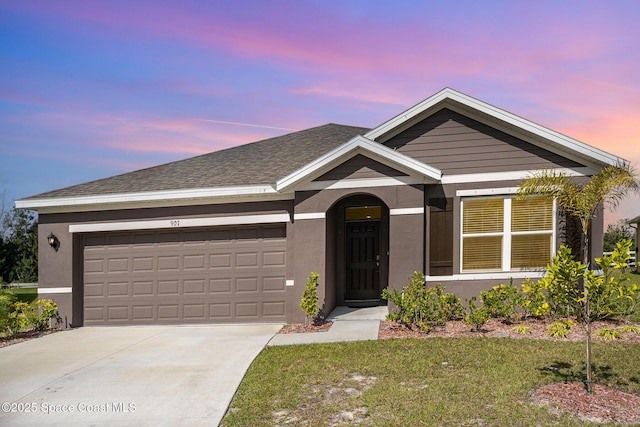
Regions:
[[1, 0, 638, 226]]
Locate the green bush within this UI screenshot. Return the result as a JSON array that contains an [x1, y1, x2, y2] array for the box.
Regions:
[[0, 290, 17, 335], [9, 301, 31, 335], [300, 272, 320, 327], [463, 297, 490, 332], [382, 272, 464, 332], [31, 299, 58, 331], [520, 278, 551, 317], [595, 327, 624, 340], [0, 292, 59, 337], [588, 239, 639, 321], [548, 319, 574, 338], [538, 246, 585, 319], [480, 281, 524, 323]]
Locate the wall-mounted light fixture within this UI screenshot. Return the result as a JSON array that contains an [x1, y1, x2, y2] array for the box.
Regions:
[[47, 233, 59, 251]]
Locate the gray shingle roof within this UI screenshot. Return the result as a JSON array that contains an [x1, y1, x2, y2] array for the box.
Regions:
[[25, 123, 369, 200]]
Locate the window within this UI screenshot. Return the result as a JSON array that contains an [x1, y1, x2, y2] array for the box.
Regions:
[[461, 196, 554, 272]]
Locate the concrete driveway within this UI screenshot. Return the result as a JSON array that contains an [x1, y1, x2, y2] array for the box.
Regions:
[[0, 324, 282, 426]]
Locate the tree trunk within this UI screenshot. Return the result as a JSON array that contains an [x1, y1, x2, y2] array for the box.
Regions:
[[581, 231, 593, 393]]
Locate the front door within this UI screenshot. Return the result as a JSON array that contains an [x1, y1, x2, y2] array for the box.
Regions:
[[345, 220, 380, 301]]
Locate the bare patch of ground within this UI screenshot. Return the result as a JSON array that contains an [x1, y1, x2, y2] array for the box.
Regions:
[[271, 373, 377, 426]]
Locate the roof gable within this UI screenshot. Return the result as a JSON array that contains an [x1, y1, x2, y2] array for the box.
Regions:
[[385, 108, 584, 175], [365, 88, 625, 170], [275, 135, 442, 192]]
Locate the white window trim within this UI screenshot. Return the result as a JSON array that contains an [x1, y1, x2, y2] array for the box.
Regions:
[[460, 195, 556, 273]]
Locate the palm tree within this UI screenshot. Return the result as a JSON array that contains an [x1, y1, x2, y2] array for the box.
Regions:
[[517, 163, 638, 392]]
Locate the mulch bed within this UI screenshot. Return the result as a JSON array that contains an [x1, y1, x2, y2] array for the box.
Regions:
[[278, 321, 333, 334], [531, 382, 640, 424], [378, 317, 640, 344]]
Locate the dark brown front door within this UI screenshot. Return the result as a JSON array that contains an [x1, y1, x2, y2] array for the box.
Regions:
[[345, 221, 380, 301]]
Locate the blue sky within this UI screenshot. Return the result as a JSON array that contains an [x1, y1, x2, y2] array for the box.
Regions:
[[1, 0, 639, 225]]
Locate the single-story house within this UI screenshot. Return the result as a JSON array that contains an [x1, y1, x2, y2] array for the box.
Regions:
[[17, 88, 626, 327]]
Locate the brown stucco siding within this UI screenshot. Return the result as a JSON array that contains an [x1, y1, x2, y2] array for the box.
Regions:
[[289, 217, 326, 323], [384, 109, 584, 175], [313, 154, 409, 181]]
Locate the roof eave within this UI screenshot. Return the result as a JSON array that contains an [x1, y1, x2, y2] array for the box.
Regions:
[[15, 185, 289, 213]]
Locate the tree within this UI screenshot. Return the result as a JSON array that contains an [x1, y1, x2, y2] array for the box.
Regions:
[[603, 219, 634, 252], [0, 207, 38, 283], [517, 163, 639, 392]]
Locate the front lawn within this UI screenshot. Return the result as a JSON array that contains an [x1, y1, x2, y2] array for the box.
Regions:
[[11, 286, 38, 304], [223, 338, 640, 426]]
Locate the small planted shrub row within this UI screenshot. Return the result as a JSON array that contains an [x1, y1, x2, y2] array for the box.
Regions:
[[382, 272, 464, 332], [0, 290, 59, 337], [384, 239, 640, 334]]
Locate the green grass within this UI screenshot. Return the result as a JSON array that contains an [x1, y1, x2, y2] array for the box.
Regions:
[[11, 287, 38, 304], [222, 338, 640, 426]]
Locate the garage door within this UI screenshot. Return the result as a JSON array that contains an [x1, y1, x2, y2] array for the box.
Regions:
[[83, 225, 287, 325]]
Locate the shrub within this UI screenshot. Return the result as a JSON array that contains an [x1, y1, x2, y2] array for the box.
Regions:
[[588, 239, 639, 321], [621, 324, 640, 334], [31, 299, 58, 331], [520, 278, 551, 317], [300, 272, 320, 327], [480, 281, 524, 323], [539, 246, 585, 319], [595, 327, 624, 340], [382, 272, 464, 332], [9, 301, 32, 335], [548, 319, 575, 338], [463, 297, 490, 332], [512, 325, 530, 335], [0, 290, 17, 335]]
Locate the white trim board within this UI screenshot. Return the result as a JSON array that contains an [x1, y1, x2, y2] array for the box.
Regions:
[[17, 186, 292, 213], [293, 212, 325, 220], [302, 176, 423, 191], [38, 287, 72, 294], [425, 271, 546, 282], [390, 208, 423, 216], [443, 167, 594, 185], [69, 213, 291, 233], [456, 187, 520, 197]]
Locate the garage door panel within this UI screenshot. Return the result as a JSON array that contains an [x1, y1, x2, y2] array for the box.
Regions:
[[184, 279, 205, 294], [83, 225, 286, 325], [132, 305, 154, 320], [132, 281, 153, 296], [236, 252, 258, 267]]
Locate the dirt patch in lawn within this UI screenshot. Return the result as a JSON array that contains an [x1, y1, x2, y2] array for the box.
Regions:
[[271, 372, 376, 426]]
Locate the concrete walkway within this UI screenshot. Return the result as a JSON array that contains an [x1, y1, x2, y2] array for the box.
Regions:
[[268, 305, 388, 346]]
